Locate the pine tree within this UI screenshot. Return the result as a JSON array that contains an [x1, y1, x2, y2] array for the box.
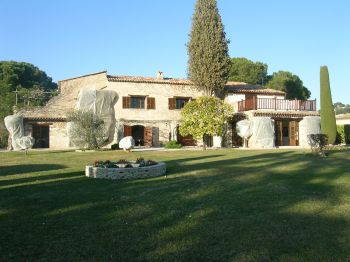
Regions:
[[320, 66, 336, 144], [187, 0, 231, 96]]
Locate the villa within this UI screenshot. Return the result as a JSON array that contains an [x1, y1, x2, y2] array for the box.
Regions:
[[18, 71, 319, 149]]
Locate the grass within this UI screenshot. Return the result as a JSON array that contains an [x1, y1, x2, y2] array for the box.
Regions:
[[1, 148, 350, 261]]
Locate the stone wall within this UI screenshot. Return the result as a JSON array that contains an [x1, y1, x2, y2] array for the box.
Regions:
[[50, 122, 69, 149], [107, 81, 204, 122], [85, 163, 167, 180]]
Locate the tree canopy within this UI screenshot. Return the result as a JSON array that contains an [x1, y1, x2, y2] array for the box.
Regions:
[[179, 96, 232, 149], [266, 71, 311, 100], [334, 102, 350, 115], [187, 0, 231, 96], [0, 61, 57, 120], [229, 57, 268, 85]]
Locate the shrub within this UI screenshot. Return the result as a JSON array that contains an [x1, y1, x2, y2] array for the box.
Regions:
[[308, 134, 328, 156], [344, 125, 350, 144], [67, 110, 105, 150], [320, 66, 336, 144], [0, 129, 9, 149], [165, 140, 183, 149], [111, 143, 119, 150], [336, 125, 345, 144]]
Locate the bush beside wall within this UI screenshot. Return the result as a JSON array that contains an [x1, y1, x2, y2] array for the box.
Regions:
[[336, 125, 350, 144]]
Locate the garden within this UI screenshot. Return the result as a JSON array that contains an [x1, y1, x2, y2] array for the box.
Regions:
[[1, 148, 350, 261]]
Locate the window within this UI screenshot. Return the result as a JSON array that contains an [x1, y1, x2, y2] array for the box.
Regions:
[[169, 97, 191, 110], [131, 96, 145, 109], [123, 96, 155, 109], [176, 98, 189, 109]]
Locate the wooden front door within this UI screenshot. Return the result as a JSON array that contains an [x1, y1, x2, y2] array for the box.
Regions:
[[124, 125, 132, 137], [144, 127, 153, 147], [177, 126, 197, 146], [289, 121, 299, 146], [275, 120, 283, 147]]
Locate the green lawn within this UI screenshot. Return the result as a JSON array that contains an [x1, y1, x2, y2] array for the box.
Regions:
[[1, 148, 350, 261]]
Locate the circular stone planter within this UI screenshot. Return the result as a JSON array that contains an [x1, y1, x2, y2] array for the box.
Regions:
[[85, 162, 166, 180]]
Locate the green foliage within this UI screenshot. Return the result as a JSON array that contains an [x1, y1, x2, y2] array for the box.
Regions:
[[229, 57, 269, 85], [320, 66, 337, 144], [336, 125, 350, 144], [334, 102, 350, 115], [0, 61, 57, 120], [67, 110, 105, 150], [345, 125, 350, 144], [179, 96, 232, 148], [0, 127, 9, 148], [165, 140, 183, 149], [266, 71, 311, 100], [187, 0, 231, 96], [307, 134, 328, 156], [111, 143, 120, 150], [336, 125, 345, 144]]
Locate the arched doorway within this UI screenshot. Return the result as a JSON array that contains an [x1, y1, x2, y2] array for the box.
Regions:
[[132, 125, 145, 146]]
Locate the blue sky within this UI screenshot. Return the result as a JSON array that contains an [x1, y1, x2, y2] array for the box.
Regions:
[[1, 0, 349, 103]]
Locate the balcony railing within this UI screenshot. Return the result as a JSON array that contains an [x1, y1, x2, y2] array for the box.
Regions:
[[237, 97, 317, 112]]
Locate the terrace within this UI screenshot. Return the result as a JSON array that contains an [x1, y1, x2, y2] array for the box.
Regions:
[[237, 96, 317, 112]]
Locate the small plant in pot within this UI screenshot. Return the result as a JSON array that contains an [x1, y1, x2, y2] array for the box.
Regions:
[[116, 159, 131, 168], [136, 157, 146, 167]]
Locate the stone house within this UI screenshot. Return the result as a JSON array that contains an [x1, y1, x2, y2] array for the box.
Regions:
[[19, 70, 319, 149]]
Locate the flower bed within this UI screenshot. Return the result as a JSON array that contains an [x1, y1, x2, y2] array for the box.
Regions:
[[85, 158, 166, 180]]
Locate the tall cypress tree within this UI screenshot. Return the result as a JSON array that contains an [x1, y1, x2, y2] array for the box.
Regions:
[[320, 66, 336, 144], [187, 0, 231, 96]]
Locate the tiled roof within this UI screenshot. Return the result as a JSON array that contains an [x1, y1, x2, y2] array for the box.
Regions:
[[252, 110, 320, 118], [225, 84, 286, 95], [107, 75, 284, 95], [107, 75, 193, 85]]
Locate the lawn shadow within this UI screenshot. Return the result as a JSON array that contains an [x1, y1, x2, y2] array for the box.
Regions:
[[0, 164, 67, 176]]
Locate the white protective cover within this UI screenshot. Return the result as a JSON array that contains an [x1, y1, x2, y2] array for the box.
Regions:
[[248, 117, 275, 148], [4, 115, 35, 150], [119, 136, 135, 151], [236, 119, 252, 139], [299, 116, 321, 147], [68, 89, 118, 146]]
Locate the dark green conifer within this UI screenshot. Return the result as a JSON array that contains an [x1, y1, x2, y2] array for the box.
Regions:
[[320, 66, 336, 144], [187, 0, 231, 96]]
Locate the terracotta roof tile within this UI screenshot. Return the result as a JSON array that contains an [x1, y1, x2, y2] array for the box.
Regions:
[[107, 75, 193, 85], [225, 84, 286, 95], [253, 110, 320, 118], [108, 75, 284, 95]]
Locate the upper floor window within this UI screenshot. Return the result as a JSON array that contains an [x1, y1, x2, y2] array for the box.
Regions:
[[169, 97, 192, 110], [123, 96, 155, 109], [131, 96, 145, 109]]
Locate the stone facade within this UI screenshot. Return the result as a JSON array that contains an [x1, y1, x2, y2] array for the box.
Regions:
[[19, 70, 320, 149], [85, 162, 166, 180]]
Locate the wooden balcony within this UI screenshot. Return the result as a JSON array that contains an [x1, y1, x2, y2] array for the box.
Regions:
[[237, 97, 317, 112]]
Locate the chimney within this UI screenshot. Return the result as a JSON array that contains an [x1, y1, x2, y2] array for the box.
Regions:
[[156, 71, 164, 79]]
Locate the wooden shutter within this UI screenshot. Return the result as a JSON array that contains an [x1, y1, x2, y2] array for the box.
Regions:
[[122, 97, 130, 108], [168, 98, 176, 110], [275, 120, 283, 147], [144, 126, 153, 147], [147, 97, 156, 109], [124, 125, 132, 137], [289, 121, 298, 146]]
